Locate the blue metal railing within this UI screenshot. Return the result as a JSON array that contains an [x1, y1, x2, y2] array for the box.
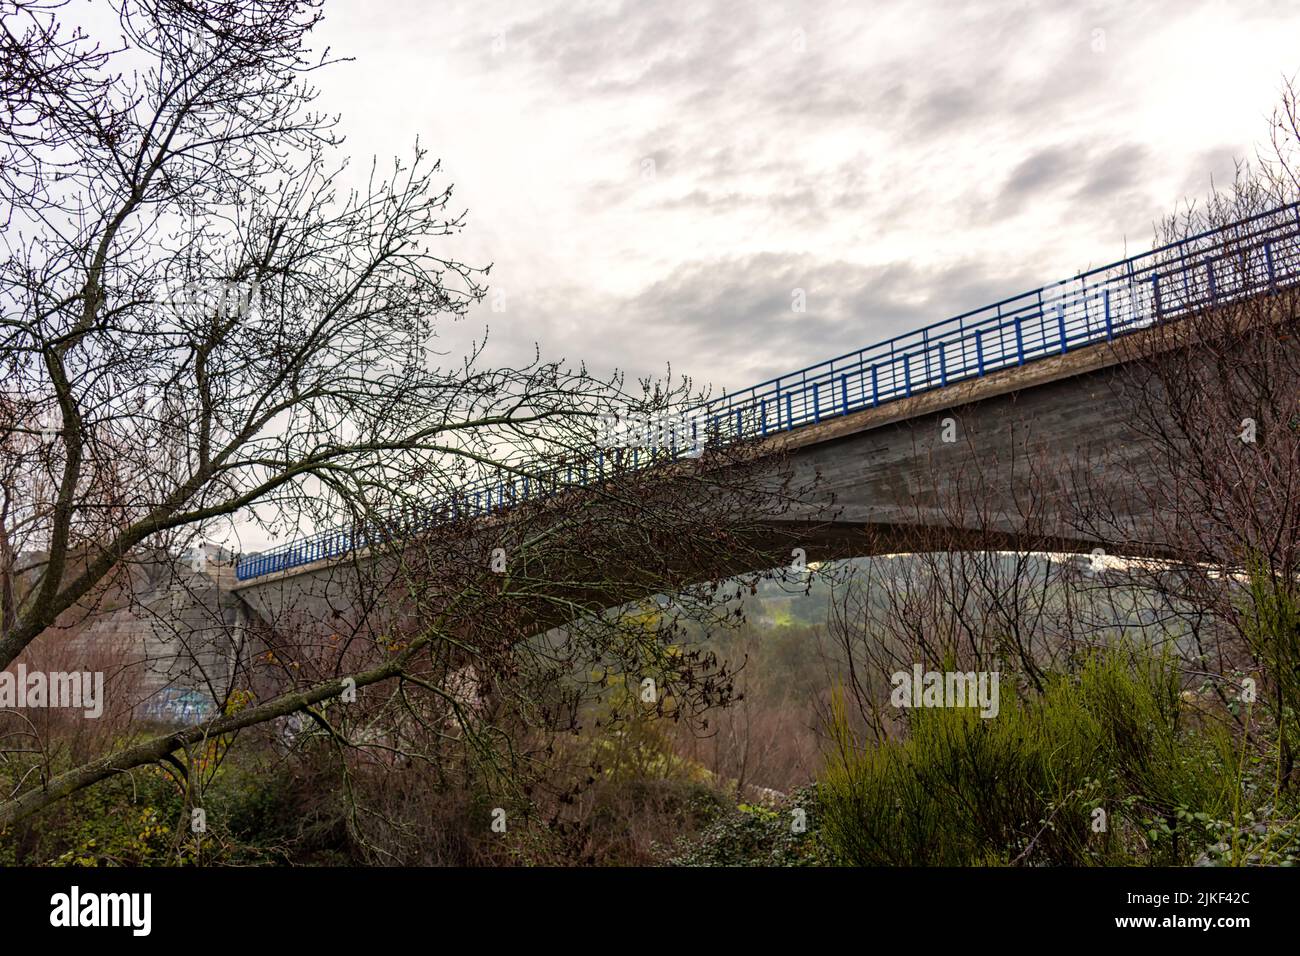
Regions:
[[236, 201, 1300, 581]]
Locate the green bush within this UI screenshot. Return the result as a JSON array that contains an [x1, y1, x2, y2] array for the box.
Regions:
[[1, 747, 304, 866], [819, 649, 1239, 865], [667, 785, 834, 866]]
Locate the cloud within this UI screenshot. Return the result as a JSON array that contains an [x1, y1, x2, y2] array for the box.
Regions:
[[314, 0, 1294, 395], [572, 252, 1047, 386], [990, 141, 1153, 222]]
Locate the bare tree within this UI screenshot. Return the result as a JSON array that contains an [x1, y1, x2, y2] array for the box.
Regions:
[[1092, 91, 1300, 785], [0, 0, 812, 837]]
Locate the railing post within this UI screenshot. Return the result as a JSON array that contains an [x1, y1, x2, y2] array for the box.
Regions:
[[1152, 273, 1161, 319], [840, 374, 849, 415], [785, 392, 793, 429], [1206, 260, 1216, 303], [1057, 304, 1068, 354], [975, 329, 985, 376], [812, 383, 821, 423], [870, 364, 879, 406], [1266, 241, 1276, 290], [1014, 317, 1024, 365], [760, 399, 767, 435], [735, 408, 743, 437], [1036, 290, 1049, 347], [903, 355, 912, 397], [938, 344, 947, 386]]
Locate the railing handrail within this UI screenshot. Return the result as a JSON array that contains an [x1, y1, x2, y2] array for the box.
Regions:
[[710, 201, 1300, 404], [236, 200, 1300, 581]]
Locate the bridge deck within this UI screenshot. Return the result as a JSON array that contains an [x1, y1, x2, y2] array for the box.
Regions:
[[236, 201, 1300, 582]]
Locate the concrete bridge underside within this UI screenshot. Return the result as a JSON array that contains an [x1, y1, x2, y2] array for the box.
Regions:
[[233, 322, 1187, 639]]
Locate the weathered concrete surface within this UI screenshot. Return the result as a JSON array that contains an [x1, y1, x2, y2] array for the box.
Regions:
[[14, 545, 247, 719], [232, 326, 1173, 633], [248, 276, 1300, 638]]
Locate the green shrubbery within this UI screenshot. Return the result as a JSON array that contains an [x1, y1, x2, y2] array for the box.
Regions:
[[818, 649, 1252, 866], [1, 746, 302, 866], [667, 785, 834, 866]]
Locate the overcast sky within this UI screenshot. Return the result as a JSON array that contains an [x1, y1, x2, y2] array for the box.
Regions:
[[306, 0, 1299, 393]]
